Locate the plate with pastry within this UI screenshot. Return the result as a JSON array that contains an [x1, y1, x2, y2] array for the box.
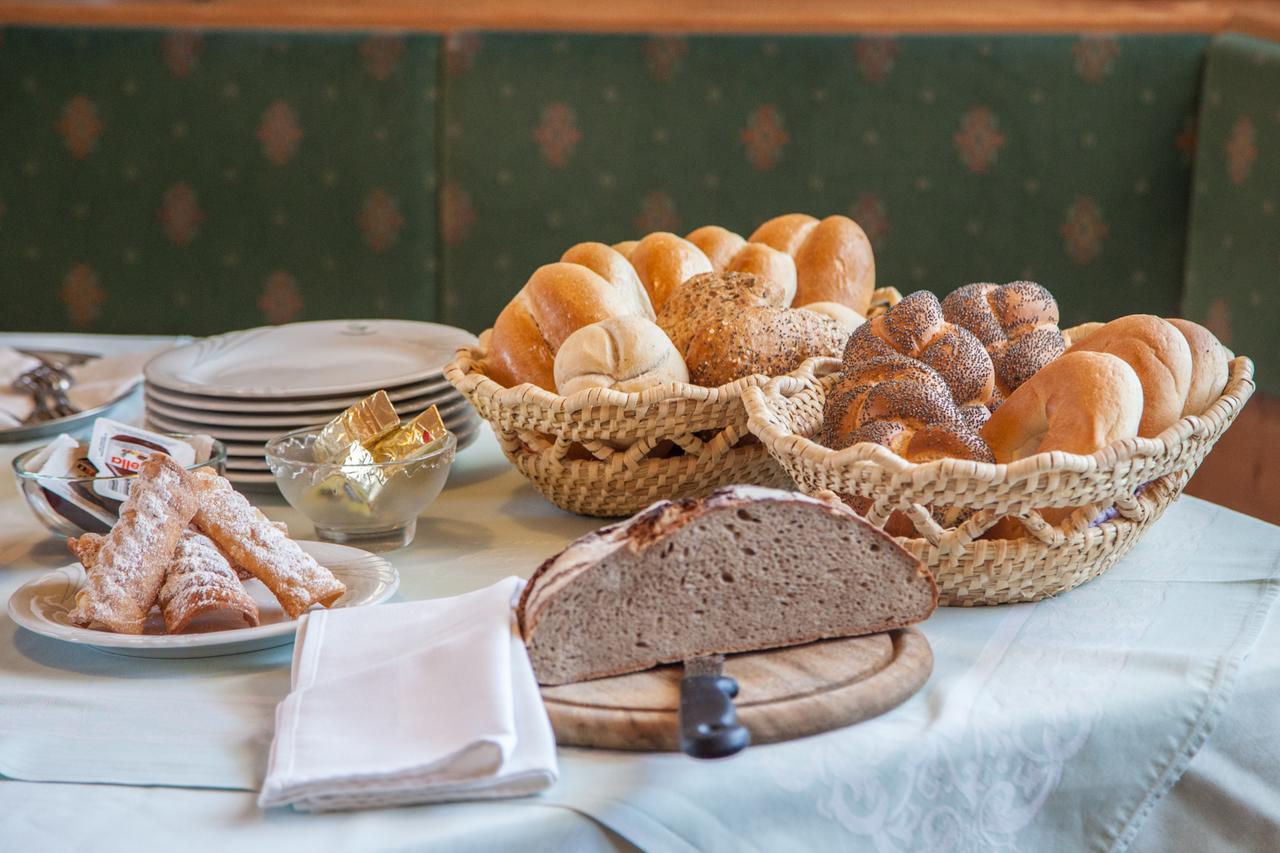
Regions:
[[7, 455, 399, 658]]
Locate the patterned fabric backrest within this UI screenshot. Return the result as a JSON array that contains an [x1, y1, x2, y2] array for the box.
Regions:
[[0, 27, 440, 335], [0, 29, 1210, 337], [441, 33, 1208, 332], [1182, 33, 1279, 395]]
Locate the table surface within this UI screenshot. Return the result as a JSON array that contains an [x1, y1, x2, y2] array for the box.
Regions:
[[2, 333, 1279, 853]]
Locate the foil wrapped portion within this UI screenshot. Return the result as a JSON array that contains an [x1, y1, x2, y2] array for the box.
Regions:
[[313, 390, 399, 461], [365, 405, 448, 462], [301, 440, 389, 516]]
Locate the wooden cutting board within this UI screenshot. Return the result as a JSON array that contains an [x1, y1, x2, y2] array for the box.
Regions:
[[540, 628, 932, 751]]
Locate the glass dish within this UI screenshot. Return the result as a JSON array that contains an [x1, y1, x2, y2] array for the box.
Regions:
[[265, 427, 456, 551], [12, 434, 228, 538]]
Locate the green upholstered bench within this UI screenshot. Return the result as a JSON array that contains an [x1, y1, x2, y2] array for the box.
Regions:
[[0, 28, 1274, 398]]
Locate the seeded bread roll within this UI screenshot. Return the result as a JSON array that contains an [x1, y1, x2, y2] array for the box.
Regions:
[[486, 262, 652, 389], [554, 316, 688, 395], [1166, 318, 1229, 416], [518, 485, 937, 685], [843, 290, 997, 410], [628, 232, 714, 312], [941, 281, 1066, 399], [656, 271, 847, 387], [821, 353, 994, 463], [1067, 315, 1193, 437]]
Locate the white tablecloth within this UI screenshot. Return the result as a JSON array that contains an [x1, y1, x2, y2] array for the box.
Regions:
[[1, 333, 1278, 852]]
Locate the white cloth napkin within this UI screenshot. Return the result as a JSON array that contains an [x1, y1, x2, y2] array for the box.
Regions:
[[0, 347, 161, 427], [0, 346, 42, 426], [257, 577, 558, 812], [65, 348, 159, 411]]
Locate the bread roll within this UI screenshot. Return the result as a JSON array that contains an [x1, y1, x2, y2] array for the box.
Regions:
[[800, 301, 865, 335], [554, 316, 688, 395], [685, 225, 746, 273], [792, 215, 876, 313], [844, 290, 997, 410], [1062, 321, 1104, 347], [726, 242, 798, 305], [628, 232, 713, 312], [1067, 315, 1192, 437], [656, 272, 845, 387], [485, 262, 650, 389], [980, 350, 1144, 537], [1166, 318, 1229, 416], [560, 242, 655, 321], [749, 213, 819, 255], [941, 281, 1066, 398], [611, 240, 639, 260], [982, 350, 1144, 464]]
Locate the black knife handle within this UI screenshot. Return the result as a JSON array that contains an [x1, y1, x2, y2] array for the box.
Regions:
[[678, 675, 751, 759]]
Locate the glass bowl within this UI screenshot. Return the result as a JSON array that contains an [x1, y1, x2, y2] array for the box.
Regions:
[[265, 427, 456, 551], [12, 434, 228, 538]]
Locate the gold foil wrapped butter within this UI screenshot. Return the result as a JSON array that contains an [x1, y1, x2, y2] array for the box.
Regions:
[[365, 405, 448, 462], [303, 440, 389, 516], [313, 390, 400, 461]]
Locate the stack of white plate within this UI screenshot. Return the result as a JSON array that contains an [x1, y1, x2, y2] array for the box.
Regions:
[[143, 320, 480, 489]]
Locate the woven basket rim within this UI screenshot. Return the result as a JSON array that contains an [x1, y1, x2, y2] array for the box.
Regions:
[[744, 355, 1256, 483], [444, 337, 832, 415]]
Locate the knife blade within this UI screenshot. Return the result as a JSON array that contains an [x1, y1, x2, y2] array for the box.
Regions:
[[678, 654, 750, 759]]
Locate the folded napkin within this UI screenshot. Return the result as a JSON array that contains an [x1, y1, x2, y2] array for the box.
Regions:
[[0, 346, 162, 428], [258, 577, 558, 812], [65, 348, 160, 411], [0, 346, 42, 426]]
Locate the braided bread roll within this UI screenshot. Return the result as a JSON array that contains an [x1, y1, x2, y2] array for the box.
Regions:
[[655, 271, 846, 387], [821, 354, 994, 462], [843, 290, 997, 412], [486, 261, 652, 389], [941, 281, 1066, 400], [750, 213, 876, 313]]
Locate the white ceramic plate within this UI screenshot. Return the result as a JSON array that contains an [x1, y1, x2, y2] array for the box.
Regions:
[[144, 395, 471, 436], [144, 407, 476, 445], [7, 541, 398, 658], [144, 320, 477, 399], [144, 388, 467, 428], [143, 374, 456, 414]]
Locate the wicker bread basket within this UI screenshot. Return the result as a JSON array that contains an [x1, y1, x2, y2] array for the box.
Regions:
[[444, 344, 841, 517], [743, 355, 1256, 605]]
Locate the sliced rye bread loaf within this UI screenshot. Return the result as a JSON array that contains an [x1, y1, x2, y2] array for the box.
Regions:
[[518, 485, 937, 685]]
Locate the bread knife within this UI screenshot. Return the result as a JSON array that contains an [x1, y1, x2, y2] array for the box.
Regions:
[[678, 654, 750, 759]]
